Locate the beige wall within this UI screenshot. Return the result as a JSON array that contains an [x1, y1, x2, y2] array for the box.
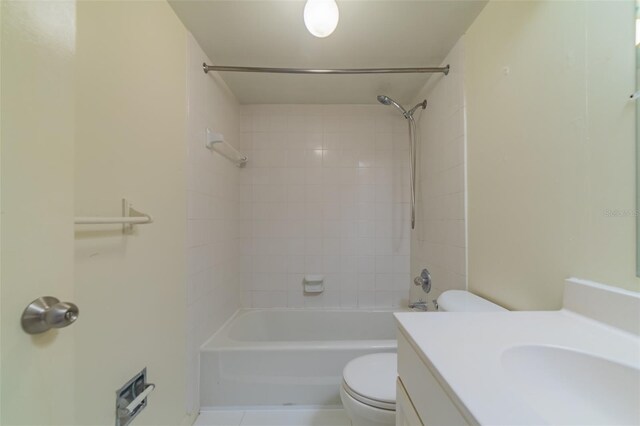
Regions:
[[185, 33, 241, 414], [411, 38, 467, 306], [74, 1, 188, 424], [466, 0, 639, 310]]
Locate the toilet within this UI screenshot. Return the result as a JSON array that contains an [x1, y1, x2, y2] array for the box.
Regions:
[[340, 290, 506, 426]]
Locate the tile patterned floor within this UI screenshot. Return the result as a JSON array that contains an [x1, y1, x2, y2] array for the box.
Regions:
[[194, 408, 352, 426]]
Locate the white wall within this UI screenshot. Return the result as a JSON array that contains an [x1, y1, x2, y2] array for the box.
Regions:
[[185, 33, 241, 415], [74, 2, 188, 424], [410, 39, 467, 305], [238, 105, 411, 309], [466, 0, 639, 310]]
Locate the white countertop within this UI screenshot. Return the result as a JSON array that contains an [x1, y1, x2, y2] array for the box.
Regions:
[[394, 309, 640, 425]]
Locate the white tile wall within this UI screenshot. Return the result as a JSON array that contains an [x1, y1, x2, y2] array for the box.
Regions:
[[186, 34, 241, 414], [238, 105, 411, 309], [411, 38, 467, 304]]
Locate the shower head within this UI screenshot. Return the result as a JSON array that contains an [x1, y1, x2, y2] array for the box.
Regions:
[[377, 95, 426, 119], [376, 95, 392, 105], [377, 95, 408, 116], [376, 95, 426, 230]]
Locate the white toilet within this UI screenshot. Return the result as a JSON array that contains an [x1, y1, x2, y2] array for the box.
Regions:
[[340, 290, 506, 426]]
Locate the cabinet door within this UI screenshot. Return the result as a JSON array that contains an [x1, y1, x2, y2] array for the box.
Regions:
[[396, 378, 424, 426], [398, 332, 470, 425]]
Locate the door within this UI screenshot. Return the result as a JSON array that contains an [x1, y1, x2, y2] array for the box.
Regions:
[[1, 1, 77, 424]]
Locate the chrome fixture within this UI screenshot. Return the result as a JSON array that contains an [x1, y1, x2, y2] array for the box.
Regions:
[[377, 95, 428, 229], [21, 296, 79, 334], [116, 368, 155, 426], [413, 268, 432, 293], [203, 63, 450, 75], [376, 95, 427, 119], [408, 300, 429, 311]]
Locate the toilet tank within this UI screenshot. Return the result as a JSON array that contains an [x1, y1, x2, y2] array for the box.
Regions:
[[437, 290, 506, 312]]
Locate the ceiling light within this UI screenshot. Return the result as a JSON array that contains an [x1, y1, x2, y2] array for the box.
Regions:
[[304, 0, 339, 38]]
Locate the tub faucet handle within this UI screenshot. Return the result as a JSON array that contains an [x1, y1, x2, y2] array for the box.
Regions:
[[413, 268, 431, 293]]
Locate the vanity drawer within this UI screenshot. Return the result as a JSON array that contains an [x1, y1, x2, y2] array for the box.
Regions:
[[397, 331, 470, 426]]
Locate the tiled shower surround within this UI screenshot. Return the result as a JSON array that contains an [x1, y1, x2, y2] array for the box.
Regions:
[[186, 35, 241, 414], [411, 39, 467, 303], [238, 105, 411, 308]]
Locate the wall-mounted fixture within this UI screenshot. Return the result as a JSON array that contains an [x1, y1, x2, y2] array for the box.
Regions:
[[377, 95, 428, 229], [414, 268, 432, 294], [304, 275, 324, 293], [205, 128, 248, 167], [304, 0, 339, 38], [21, 296, 79, 334], [408, 300, 429, 311], [203, 63, 450, 75], [116, 368, 155, 426], [74, 198, 153, 234]]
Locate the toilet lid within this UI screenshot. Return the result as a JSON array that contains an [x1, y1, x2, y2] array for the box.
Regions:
[[342, 353, 397, 409]]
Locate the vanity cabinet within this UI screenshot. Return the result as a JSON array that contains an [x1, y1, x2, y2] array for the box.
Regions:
[[396, 378, 423, 425], [396, 331, 471, 426]]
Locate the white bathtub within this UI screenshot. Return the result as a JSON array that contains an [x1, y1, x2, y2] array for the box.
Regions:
[[200, 309, 398, 408]]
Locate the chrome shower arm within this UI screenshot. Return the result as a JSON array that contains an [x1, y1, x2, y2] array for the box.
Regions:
[[407, 99, 427, 118]]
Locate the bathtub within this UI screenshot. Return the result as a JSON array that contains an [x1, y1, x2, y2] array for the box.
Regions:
[[200, 309, 398, 408]]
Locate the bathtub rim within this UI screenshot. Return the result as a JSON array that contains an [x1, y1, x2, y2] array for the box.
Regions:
[[200, 308, 403, 352]]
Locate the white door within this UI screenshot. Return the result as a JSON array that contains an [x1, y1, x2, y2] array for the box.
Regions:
[[1, 1, 77, 424]]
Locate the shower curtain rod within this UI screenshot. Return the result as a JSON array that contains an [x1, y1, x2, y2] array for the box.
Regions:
[[203, 63, 450, 75]]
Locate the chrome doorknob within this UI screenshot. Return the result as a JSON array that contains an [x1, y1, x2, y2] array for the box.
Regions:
[[21, 296, 79, 334]]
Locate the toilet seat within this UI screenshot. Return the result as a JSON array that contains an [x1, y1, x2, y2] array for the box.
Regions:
[[342, 353, 397, 411]]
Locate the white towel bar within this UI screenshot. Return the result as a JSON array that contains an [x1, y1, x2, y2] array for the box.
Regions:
[[74, 199, 153, 232], [74, 216, 152, 225], [205, 128, 248, 167]]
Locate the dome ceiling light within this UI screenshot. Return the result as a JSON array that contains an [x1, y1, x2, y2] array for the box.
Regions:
[[303, 0, 339, 38]]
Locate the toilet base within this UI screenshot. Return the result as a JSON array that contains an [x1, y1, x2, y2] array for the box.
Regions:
[[340, 385, 395, 426]]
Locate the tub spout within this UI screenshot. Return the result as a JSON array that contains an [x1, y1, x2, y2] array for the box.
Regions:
[[408, 300, 428, 311]]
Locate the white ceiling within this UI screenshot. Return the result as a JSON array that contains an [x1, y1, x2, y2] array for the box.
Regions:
[[169, 0, 487, 104]]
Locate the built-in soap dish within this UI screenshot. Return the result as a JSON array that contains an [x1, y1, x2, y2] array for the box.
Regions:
[[304, 275, 324, 294]]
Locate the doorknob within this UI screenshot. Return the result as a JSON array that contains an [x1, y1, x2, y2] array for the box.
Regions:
[[21, 296, 79, 334]]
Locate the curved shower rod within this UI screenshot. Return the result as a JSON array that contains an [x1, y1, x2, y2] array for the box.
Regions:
[[203, 63, 450, 75]]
